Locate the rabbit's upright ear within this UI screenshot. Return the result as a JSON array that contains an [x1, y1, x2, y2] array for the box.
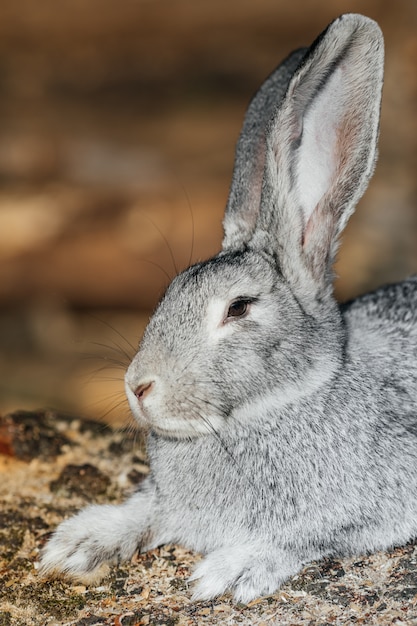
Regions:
[[222, 48, 306, 250], [224, 14, 384, 302]]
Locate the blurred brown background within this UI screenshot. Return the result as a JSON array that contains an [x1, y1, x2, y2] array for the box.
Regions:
[[0, 0, 416, 424]]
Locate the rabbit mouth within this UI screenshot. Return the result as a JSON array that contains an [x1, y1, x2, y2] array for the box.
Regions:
[[149, 414, 224, 439], [147, 404, 228, 439], [125, 372, 228, 438]]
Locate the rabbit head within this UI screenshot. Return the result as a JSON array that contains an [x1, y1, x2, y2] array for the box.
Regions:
[[125, 14, 384, 439]]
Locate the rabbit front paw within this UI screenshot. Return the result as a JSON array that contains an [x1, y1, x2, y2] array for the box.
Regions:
[[190, 545, 300, 603], [40, 504, 141, 582]]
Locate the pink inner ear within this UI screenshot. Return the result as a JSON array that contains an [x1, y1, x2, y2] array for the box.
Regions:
[[295, 65, 346, 233]]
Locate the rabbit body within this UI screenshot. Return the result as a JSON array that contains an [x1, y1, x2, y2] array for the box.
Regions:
[[134, 273, 417, 601], [40, 14, 417, 602]]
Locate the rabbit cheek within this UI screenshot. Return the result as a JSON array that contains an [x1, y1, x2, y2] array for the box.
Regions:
[[125, 374, 223, 438]]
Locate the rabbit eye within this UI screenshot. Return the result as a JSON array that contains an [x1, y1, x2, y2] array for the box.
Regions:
[[226, 298, 251, 320]]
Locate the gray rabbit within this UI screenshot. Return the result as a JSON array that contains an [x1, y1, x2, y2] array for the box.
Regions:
[[40, 14, 417, 603]]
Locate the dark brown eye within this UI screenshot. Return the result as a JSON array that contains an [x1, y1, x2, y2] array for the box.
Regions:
[[226, 299, 250, 320]]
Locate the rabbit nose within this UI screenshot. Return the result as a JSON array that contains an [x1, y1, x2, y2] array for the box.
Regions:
[[134, 381, 154, 401]]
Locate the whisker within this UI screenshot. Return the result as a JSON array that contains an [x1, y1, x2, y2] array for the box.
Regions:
[[193, 410, 257, 494], [137, 258, 172, 285], [90, 375, 126, 384], [96, 388, 126, 400], [178, 179, 195, 268], [84, 354, 126, 370], [86, 388, 127, 407], [169, 170, 197, 269], [181, 394, 259, 498], [112, 416, 148, 453], [95, 397, 130, 421], [142, 213, 178, 277], [78, 362, 126, 388], [87, 313, 138, 355], [187, 394, 224, 413], [79, 353, 127, 369], [89, 340, 132, 364], [82, 350, 129, 370]]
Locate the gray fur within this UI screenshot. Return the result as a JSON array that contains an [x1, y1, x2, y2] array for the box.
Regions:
[[40, 14, 417, 603]]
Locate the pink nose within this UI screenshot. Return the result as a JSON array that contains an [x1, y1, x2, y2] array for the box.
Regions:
[[134, 381, 154, 402]]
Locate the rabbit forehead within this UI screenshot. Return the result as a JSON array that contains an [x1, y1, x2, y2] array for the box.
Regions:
[[142, 250, 277, 346], [168, 250, 277, 305]]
